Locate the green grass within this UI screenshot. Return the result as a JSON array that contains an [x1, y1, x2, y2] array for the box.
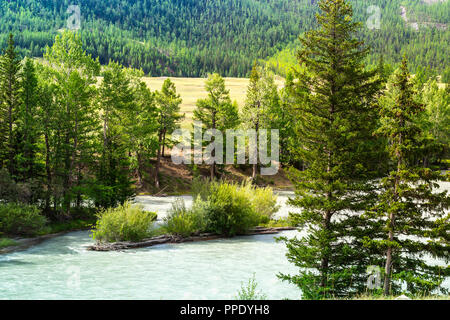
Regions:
[[0, 238, 17, 249]]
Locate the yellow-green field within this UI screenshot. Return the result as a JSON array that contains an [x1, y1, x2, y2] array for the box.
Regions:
[[143, 77, 248, 126], [143, 77, 284, 127]]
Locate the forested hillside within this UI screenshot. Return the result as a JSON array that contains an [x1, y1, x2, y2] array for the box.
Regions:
[[266, 0, 449, 80], [0, 0, 448, 77]]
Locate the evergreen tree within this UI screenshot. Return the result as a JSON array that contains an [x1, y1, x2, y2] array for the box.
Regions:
[[0, 33, 21, 176], [16, 58, 40, 182], [95, 61, 135, 208], [125, 69, 159, 186], [193, 73, 239, 179], [241, 64, 280, 180], [364, 57, 450, 296], [279, 0, 382, 298], [43, 31, 100, 215], [154, 78, 184, 188]]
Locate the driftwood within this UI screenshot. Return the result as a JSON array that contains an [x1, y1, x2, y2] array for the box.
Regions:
[[87, 227, 296, 252]]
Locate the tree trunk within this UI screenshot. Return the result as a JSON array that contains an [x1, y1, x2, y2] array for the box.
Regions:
[[7, 102, 14, 175], [383, 224, 394, 295], [162, 130, 166, 158], [137, 149, 143, 186], [155, 130, 163, 188], [210, 112, 217, 180], [384, 132, 402, 295], [44, 133, 52, 212], [252, 121, 259, 181]]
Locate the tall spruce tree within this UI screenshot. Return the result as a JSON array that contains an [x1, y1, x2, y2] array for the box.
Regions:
[[279, 0, 382, 298], [16, 58, 40, 182], [363, 57, 450, 296], [0, 33, 21, 176]]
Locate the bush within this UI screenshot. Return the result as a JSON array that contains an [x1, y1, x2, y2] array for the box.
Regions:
[[205, 182, 262, 237], [91, 202, 157, 243], [166, 180, 280, 238], [236, 274, 267, 300], [163, 198, 208, 237], [0, 238, 18, 249], [0, 202, 47, 236], [240, 183, 280, 220], [191, 176, 213, 201]]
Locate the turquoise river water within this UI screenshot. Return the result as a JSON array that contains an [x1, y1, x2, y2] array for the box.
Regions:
[[0, 189, 448, 299]]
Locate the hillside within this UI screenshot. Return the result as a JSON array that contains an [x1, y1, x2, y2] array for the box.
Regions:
[[265, 0, 449, 79], [1, 0, 448, 77]]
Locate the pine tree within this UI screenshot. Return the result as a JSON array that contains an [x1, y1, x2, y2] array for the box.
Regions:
[[43, 31, 100, 214], [154, 78, 184, 188], [364, 57, 450, 296], [124, 69, 159, 186], [0, 33, 22, 176], [279, 0, 382, 298], [95, 61, 135, 208], [193, 73, 239, 180], [16, 58, 40, 182], [241, 64, 280, 180]]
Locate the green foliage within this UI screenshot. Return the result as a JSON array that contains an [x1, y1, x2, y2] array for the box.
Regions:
[[241, 64, 281, 178], [193, 74, 240, 179], [363, 57, 450, 296], [236, 274, 267, 300], [0, 0, 309, 77], [46, 219, 95, 234], [154, 78, 184, 188], [203, 181, 265, 237], [2, 1, 447, 77], [91, 202, 157, 243], [162, 198, 207, 237], [0, 238, 17, 249], [191, 176, 213, 201], [173, 179, 280, 237], [281, 0, 384, 299], [261, 217, 296, 228], [264, 1, 449, 78], [94, 61, 136, 208], [0, 33, 21, 176], [239, 183, 280, 221], [0, 202, 47, 236]]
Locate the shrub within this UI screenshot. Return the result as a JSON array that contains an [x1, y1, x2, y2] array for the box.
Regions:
[[163, 198, 208, 237], [168, 180, 280, 238], [236, 274, 267, 300], [0, 203, 47, 236], [191, 176, 213, 201], [205, 182, 262, 236], [240, 183, 280, 220], [91, 202, 157, 243], [0, 238, 18, 249]]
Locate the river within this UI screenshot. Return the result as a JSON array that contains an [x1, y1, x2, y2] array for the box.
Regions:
[[0, 188, 448, 299]]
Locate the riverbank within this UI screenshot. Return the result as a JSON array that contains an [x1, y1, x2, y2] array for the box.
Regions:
[[0, 231, 83, 255], [0, 220, 94, 255]]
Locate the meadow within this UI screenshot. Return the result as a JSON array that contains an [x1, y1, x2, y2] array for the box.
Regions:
[[142, 77, 284, 127]]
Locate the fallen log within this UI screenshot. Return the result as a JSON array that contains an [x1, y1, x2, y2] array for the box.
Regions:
[[87, 227, 296, 251]]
